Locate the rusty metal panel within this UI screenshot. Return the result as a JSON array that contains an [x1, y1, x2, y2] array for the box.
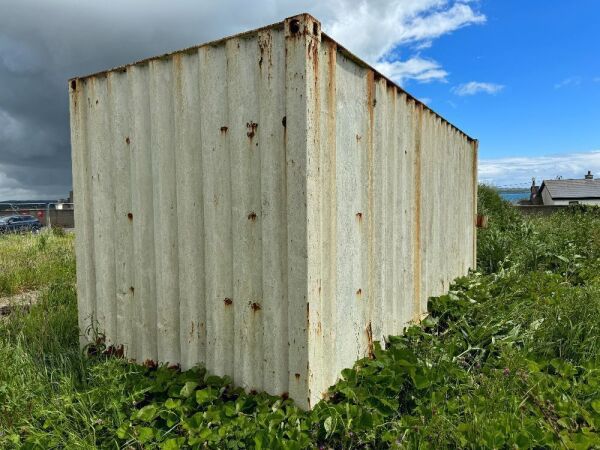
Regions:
[[69, 13, 476, 410]]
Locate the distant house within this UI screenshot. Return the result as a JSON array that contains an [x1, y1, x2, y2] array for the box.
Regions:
[[538, 171, 600, 205]]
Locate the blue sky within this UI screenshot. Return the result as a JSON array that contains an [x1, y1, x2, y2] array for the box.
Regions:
[[388, 1, 600, 187]]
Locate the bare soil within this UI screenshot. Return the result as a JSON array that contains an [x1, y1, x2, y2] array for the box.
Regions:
[[0, 290, 41, 318]]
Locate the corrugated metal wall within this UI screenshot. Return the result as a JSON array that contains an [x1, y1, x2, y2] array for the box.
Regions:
[[305, 36, 476, 403], [70, 14, 476, 410]]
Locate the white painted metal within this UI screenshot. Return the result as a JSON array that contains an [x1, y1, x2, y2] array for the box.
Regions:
[[69, 14, 477, 410]]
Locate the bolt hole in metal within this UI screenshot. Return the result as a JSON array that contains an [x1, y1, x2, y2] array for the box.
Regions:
[[289, 19, 300, 34]]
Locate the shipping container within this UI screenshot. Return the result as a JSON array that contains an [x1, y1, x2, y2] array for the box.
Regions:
[[69, 13, 477, 409]]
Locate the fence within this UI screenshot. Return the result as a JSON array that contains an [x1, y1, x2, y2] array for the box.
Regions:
[[0, 203, 75, 229]]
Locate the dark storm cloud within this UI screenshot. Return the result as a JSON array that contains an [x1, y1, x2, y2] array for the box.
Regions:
[[0, 0, 482, 200], [0, 0, 318, 199]]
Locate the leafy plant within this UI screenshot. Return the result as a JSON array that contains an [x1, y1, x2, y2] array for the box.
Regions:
[[1, 190, 600, 448]]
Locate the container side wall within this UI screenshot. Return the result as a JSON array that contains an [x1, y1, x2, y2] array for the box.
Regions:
[[316, 38, 338, 395], [72, 23, 309, 400], [173, 51, 206, 369], [69, 80, 96, 347], [88, 77, 118, 347], [284, 14, 322, 409], [332, 50, 369, 384], [311, 41, 476, 400], [71, 17, 475, 410], [107, 71, 135, 354], [129, 64, 158, 362], [227, 35, 264, 391], [149, 58, 181, 365], [198, 44, 234, 378], [257, 29, 289, 396]]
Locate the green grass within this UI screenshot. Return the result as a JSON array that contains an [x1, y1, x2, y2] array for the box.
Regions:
[[1, 193, 600, 448], [0, 229, 75, 296]]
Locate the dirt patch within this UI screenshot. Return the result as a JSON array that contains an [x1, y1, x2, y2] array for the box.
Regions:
[[0, 290, 41, 318]]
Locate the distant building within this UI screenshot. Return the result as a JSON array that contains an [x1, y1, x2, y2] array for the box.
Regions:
[[56, 190, 74, 210], [538, 171, 600, 205]]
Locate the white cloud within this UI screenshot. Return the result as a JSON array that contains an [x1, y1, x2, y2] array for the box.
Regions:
[[479, 150, 600, 187], [414, 40, 433, 50], [0, 0, 487, 199], [375, 56, 448, 85], [452, 81, 504, 96], [325, 1, 485, 63], [554, 76, 582, 89], [324, 0, 485, 84]]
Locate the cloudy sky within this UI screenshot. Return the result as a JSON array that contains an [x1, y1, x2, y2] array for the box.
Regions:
[[0, 0, 599, 199]]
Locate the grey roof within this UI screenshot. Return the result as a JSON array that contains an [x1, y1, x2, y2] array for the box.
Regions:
[[540, 179, 600, 199]]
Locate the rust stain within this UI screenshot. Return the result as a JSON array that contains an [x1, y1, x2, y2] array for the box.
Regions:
[[295, 373, 301, 380], [103, 344, 124, 358], [127, 212, 133, 221], [356, 134, 362, 142], [356, 288, 362, 296], [306, 302, 310, 324], [144, 359, 158, 370], [476, 214, 488, 229], [129, 286, 135, 295], [366, 322, 374, 359], [250, 302, 261, 312], [355, 212, 362, 221], [289, 19, 301, 35], [367, 71, 375, 126], [280, 392, 289, 400], [257, 31, 274, 77], [246, 121, 258, 138], [247, 212, 257, 221], [125, 136, 130, 145], [220, 126, 228, 134], [224, 297, 233, 306]]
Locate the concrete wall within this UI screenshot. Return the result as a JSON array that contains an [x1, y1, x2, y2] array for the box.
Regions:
[[70, 14, 476, 409]]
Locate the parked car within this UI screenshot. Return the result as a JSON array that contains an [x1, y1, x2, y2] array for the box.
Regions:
[[0, 215, 42, 233]]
